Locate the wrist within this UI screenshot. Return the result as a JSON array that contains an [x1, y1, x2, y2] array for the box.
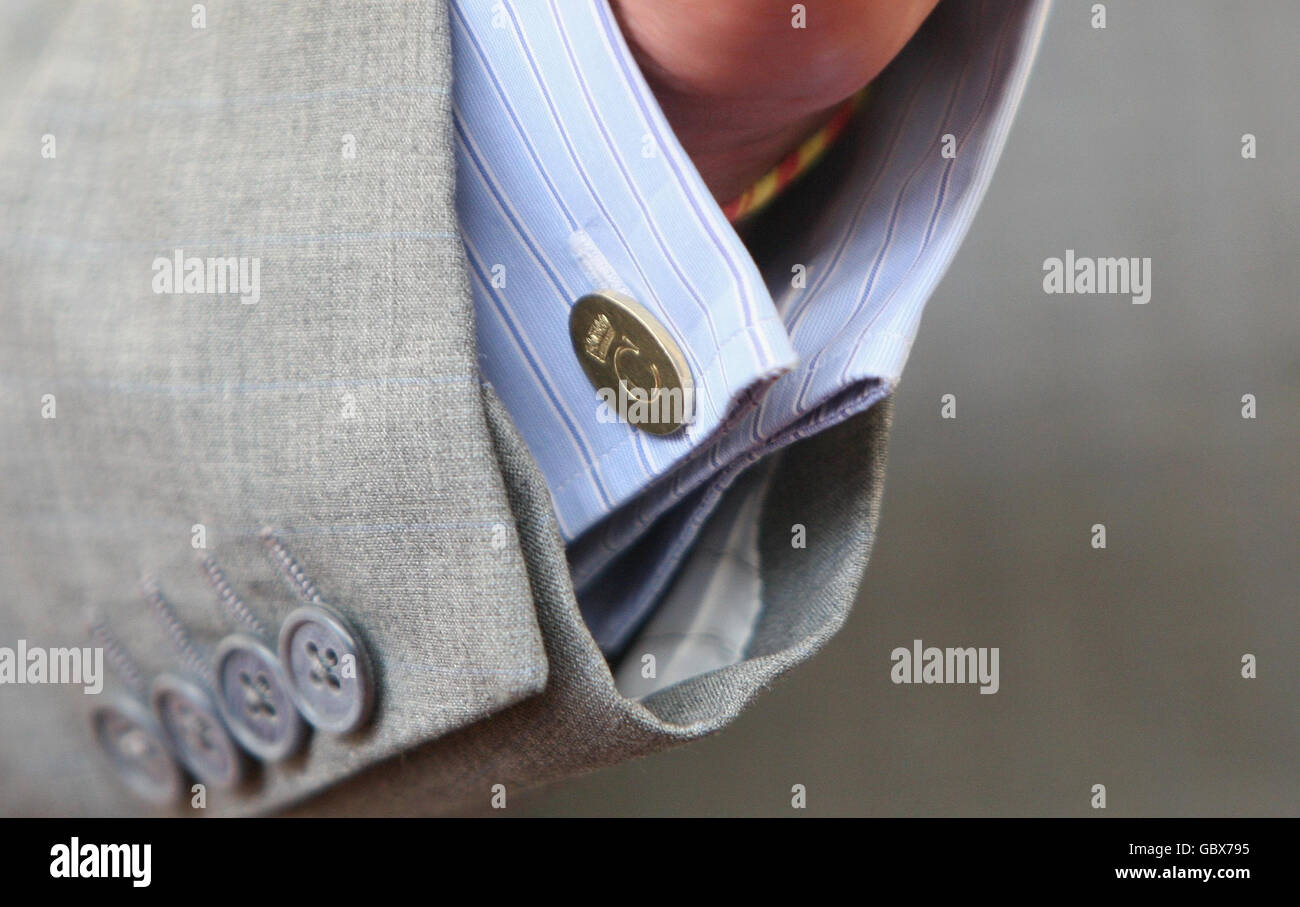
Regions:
[[612, 0, 941, 202], [675, 108, 836, 205]]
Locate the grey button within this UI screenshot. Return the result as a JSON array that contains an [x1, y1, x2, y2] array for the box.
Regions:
[[89, 696, 186, 806], [278, 605, 373, 734], [150, 673, 244, 789], [213, 634, 308, 761]]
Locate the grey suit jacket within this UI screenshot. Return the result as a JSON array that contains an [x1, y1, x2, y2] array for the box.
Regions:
[[0, 0, 891, 815]]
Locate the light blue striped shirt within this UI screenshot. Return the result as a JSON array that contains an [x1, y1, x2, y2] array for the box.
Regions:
[[452, 0, 1050, 652]]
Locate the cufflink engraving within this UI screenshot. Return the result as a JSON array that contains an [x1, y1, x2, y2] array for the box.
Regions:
[[570, 290, 694, 436], [583, 311, 617, 364]]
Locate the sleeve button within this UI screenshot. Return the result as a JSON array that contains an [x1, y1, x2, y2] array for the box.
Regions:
[[89, 696, 186, 806], [277, 605, 374, 734], [213, 634, 309, 761], [150, 673, 245, 789]]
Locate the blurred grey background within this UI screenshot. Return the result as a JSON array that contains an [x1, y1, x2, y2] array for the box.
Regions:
[[507, 0, 1300, 816]]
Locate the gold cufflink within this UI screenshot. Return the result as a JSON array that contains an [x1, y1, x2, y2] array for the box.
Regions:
[[569, 290, 694, 436]]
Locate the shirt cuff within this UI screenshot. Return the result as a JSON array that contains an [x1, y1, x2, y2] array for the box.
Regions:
[[452, 0, 797, 543], [453, 0, 1052, 651]]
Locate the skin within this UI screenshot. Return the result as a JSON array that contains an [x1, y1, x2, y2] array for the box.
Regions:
[[613, 0, 942, 203]]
